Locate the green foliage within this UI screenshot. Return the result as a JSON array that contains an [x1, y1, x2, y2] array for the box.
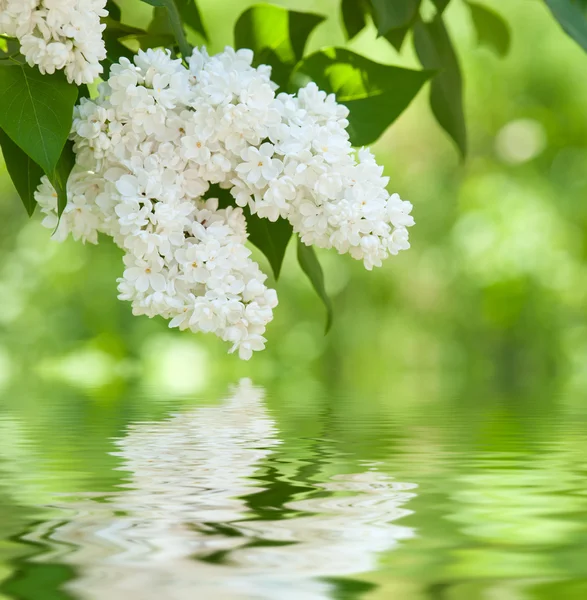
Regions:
[[235, 4, 325, 88], [292, 48, 432, 146], [414, 15, 467, 157], [139, 0, 193, 59], [0, 63, 77, 215], [431, 0, 450, 13], [297, 239, 333, 333], [544, 0, 587, 52], [175, 0, 208, 40], [3, 0, 587, 331], [0, 129, 43, 216], [370, 0, 420, 36], [210, 184, 292, 280], [467, 2, 511, 57], [245, 211, 293, 280], [0, 64, 77, 176], [51, 140, 76, 216], [341, 0, 368, 40]]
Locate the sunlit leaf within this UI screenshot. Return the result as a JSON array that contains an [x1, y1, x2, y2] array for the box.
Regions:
[[414, 16, 467, 156], [297, 239, 333, 333], [291, 47, 432, 146], [370, 0, 420, 36], [467, 1, 511, 57], [544, 0, 587, 53], [0, 64, 77, 176], [235, 4, 325, 88], [0, 128, 43, 216]]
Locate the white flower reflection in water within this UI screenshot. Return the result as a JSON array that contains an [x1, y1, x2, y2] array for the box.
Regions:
[[26, 379, 417, 599]]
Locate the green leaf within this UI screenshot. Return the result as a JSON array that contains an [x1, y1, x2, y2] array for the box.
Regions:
[[140, 0, 193, 58], [341, 0, 368, 40], [149, 6, 174, 34], [102, 34, 135, 77], [106, 0, 122, 21], [50, 140, 75, 217], [370, 0, 420, 36], [384, 25, 411, 51], [0, 64, 77, 176], [176, 0, 208, 40], [143, 0, 207, 39], [0, 37, 19, 58], [291, 48, 433, 146], [102, 17, 146, 37], [78, 84, 92, 100], [544, 0, 587, 53], [414, 16, 467, 157], [206, 183, 292, 279], [245, 210, 293, 279], [0, 128, 43, 216], [297, 239, 333, 333], [235, 4, 325, 89], [467, 2, 511, 57], [431, 0, 451, 13]]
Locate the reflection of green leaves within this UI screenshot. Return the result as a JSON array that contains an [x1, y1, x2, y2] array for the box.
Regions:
[[370, 0, 420, 36], [0, 64, 77, 176], [414, 16, 467, 157], [467, 2, 511, 57], [291, 48, 432, 146], [544, 0, 587, 53], [235, 4, 325, 89], [297, 239, 333, 333], [0, 129, 43, 216]]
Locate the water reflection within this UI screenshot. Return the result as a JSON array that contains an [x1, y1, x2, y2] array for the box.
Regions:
[[24, 379, 417, 599]]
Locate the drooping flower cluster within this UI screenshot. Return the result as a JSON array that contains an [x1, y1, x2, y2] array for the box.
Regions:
[[35, 46, 414, 358], [0, 0, 107, 84]]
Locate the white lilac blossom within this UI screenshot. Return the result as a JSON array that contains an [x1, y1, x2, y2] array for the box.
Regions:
[[0, 0, 107, 84], [35, 46, 414, 357]]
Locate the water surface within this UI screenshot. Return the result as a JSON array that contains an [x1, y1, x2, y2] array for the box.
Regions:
[[1, 379, 587, 599]]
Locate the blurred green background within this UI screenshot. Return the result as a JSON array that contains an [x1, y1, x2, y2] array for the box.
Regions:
[[2, 0, 587, 399]]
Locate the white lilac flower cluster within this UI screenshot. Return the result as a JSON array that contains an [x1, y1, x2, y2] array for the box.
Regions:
[[34, 46, 414, 358], [0, 0, 107, 84]]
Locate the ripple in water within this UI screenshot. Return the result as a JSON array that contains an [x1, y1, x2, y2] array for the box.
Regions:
[[22, 379, 417, 599]]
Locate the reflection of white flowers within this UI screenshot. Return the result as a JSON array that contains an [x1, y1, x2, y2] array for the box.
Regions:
[[25, 380, 417, 599], [0, 0, 107, 84], [35, 46, 414, 358]]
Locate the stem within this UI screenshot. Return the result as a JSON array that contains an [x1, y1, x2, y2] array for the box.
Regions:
[[164, 0, 192, 62]]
